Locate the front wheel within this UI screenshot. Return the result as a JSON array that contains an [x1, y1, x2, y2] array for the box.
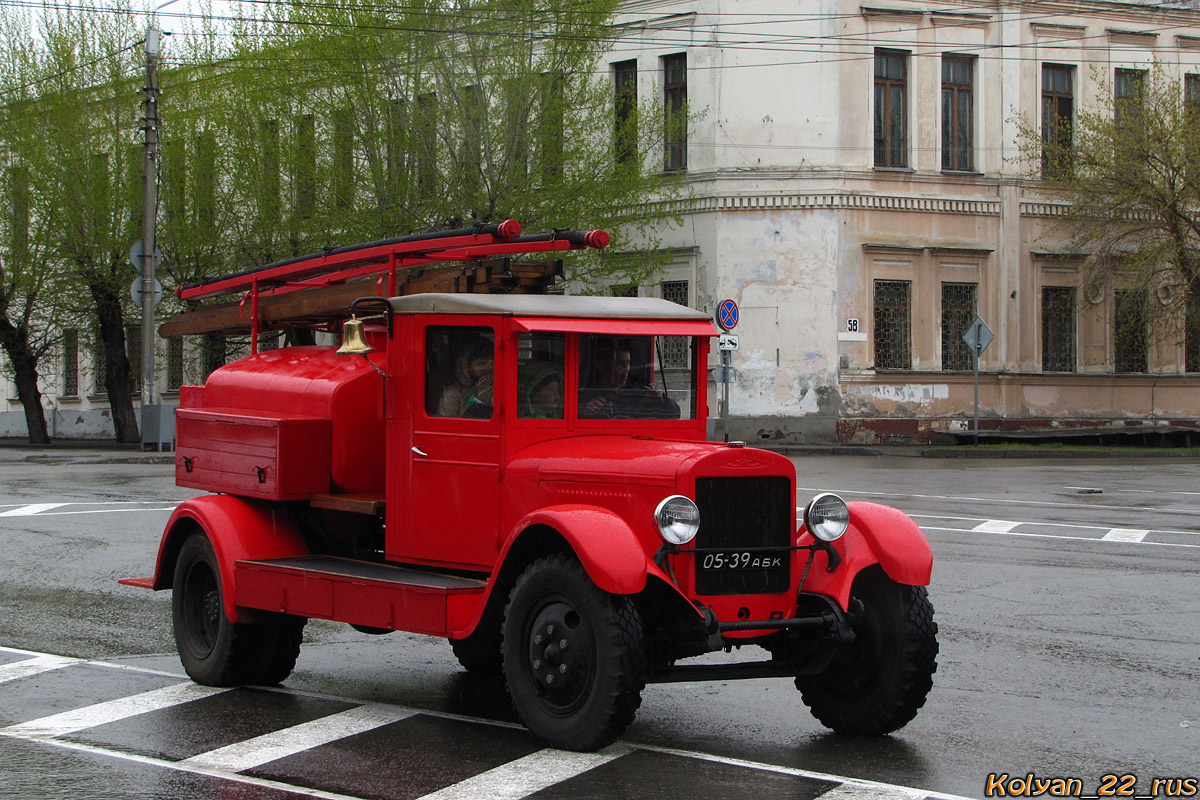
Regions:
[[796, 568, 938, 735], [502, 554, 645, 751], [172, 531, 305, 687]]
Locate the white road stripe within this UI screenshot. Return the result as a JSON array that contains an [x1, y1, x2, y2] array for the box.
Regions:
[[0, 503, 68, 517], [799, 486, 1200, 519], [971, 520, 1020, 533], [3, 681, 227, 737], [413, 745, 631, 800], [921, 526, 1200, 549], [815, 782, 925, 800], [0, 654, 81, 684], [911, 514, 1200, 537], [1102, 528, 1150, 543], [182, 704, 415, 772]]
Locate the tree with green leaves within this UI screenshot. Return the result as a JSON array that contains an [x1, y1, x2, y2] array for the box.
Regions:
[[1024, 67, 1200, 359]]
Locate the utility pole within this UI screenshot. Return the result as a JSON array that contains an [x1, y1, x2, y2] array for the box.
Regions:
[[139, 25, 161, 447]]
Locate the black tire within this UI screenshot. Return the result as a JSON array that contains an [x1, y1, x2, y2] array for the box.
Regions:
[[502, 554, 645, 751], [450, 629, 503, 675], [172, 532, 305, 687], [796, 567, 938, 735]]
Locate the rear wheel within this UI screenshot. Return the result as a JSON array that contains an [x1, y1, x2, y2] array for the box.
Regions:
[[502, 554, 645, 751], [172, 531, 305, 686], [796, 568, 937, 735]]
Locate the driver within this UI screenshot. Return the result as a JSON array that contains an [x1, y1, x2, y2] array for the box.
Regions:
[[579, 341, 679, 420]]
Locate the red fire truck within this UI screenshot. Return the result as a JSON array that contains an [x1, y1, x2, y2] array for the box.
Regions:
[[123, 221, 937, 751]]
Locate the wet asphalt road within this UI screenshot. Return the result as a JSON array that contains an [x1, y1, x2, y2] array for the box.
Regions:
[[0, 448, 1197, 800]]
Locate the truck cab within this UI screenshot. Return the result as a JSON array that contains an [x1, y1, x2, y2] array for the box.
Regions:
[[124, 227, 937, 752]]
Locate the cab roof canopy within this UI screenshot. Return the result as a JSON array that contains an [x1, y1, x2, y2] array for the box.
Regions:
[[389, 293, 711, 321]]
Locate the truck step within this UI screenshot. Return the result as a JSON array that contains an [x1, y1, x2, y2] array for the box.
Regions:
[[235, 555, 486, 637]]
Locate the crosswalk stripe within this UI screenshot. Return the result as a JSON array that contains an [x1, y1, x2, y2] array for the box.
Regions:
[[0, 503, 69, 517], [412, 744, 631, 800], [181, 704, 416, 772], [2, 681, 227, 737], [1102, 528, 1150, 543], [971, 520, 1020, 533], [814, 782, 925, 800], [0, 654, 80, 684]]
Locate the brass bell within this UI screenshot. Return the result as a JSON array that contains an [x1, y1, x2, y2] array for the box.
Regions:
[[337, 315, 375, 356]]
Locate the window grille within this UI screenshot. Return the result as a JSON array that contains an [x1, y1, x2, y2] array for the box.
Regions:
[[126, 325, 142, 396], [62, 330, 79, 397], [874, 279, 911, 369], [941, 56, 973, 171], [1041, 286, 1077, 372], [661, 280, 690, 369], [1186, 290, 1200, 373], [1187, 74, 1200, 118], [1041, 64, 1074, 178], [1114, 290, 1148, 373], [167, 337, 184, 392], [609, 283, 638, 297], [941, 282, 976, 371], [202, 335, 226, 381], [874, 50, 908, 168]]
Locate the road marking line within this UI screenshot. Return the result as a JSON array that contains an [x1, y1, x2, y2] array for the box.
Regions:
[[815, 782, 925, 800], [3, 681, 227, 737], [1102, 528, 1150, 543], [971, 520, 1020, 533], [413, 745, 631, 800], [912, 514, 1200, 537], [0, 734, 375, 800], [0, 654, 81, 684], [181, 704, 416, 772], [798, 486, 1200, 519], [921, 526, 1200, 549], [0, 503, 69, 517]]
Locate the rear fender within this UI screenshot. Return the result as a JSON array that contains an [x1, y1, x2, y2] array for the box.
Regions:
[[149, 495, 309, 623], [800, 502, 932, 611]]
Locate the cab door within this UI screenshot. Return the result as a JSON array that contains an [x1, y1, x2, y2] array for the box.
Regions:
[[402, 320, 503, 569]]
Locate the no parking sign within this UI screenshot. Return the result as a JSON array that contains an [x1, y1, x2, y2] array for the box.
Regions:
[[717, 299, 739, 331]]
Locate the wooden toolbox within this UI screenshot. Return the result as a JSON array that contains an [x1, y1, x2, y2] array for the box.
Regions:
[[176, 408, 332, 501]]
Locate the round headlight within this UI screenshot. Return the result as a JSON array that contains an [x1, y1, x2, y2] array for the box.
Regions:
[[654, 495, 700, 545], [804, 492, 849, 542]]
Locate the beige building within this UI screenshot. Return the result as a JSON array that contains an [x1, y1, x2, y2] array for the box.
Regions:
[[609, 0, 1200, 444]]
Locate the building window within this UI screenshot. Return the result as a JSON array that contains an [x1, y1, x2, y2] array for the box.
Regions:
[[167, 337, 184, 392], [663, 53, 687, 172], [202, 334, 226, 381], [874, 279, 911, 369], [941, 56, 974, 172], [62, 330, 79, 397], [1041, 64, 1074, 178], [1114, 68, 1146, 131], [609, 283, 638, 297], [1187, 290, 1200, 373], [874, 50, 908, 168], [417, 92, 438, 198], [661, 280, 690, 369], [614, 60, 637, 167], [1185, 74, 1200, 118], [941, 282, 976, 371], [1114, 290, 1148, 373], [294, 114, 316, 219], [1042, 286, 1077, 373]]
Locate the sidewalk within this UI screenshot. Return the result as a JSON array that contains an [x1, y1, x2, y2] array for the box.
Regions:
[[0, 439, 176, 465]]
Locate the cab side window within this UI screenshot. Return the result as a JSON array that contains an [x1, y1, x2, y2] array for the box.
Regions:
[[426, 327, 495, 419], [517, 332, 565, 420]]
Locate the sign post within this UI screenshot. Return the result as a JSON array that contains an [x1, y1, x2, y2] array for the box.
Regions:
[[716, 299, 739, 442], [961, 316, 994, 444]]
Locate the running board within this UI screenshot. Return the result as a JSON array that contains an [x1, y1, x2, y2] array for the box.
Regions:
[[235, 555, 486, 637]]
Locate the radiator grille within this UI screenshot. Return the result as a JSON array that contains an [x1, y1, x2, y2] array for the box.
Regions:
[[694, 476, 792, 595]]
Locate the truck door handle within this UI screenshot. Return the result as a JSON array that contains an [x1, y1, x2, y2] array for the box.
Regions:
[[412, 446, 428, 457]]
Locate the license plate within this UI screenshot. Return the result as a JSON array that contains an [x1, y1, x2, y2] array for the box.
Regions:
[[699, 552, 783, 571]]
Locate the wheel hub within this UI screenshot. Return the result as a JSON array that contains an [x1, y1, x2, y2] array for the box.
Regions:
[[526, 602, 592, 707]]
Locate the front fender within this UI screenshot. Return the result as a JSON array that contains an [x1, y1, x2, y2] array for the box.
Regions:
[[800, 501, 932, 611], [505, 504, 652, 596], [149, 495, 309, 623]]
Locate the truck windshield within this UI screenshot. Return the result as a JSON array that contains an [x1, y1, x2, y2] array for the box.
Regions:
[[577, 333, 697, 420]]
